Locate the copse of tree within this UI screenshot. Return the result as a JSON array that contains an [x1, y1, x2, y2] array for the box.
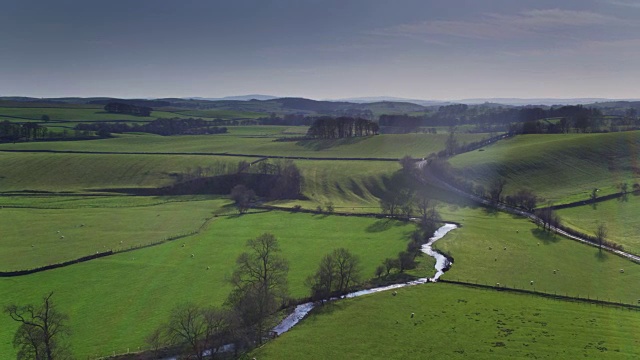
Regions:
[[230, 184, 256, 214], [306, 248, 361, 303], [104, 102, 152, 116], [306, 116, 379, 139], [0, 121, 48, 142], [5, 292, 72, 360]]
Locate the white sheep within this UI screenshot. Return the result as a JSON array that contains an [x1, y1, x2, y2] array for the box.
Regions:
[[496, 283, 500, 287], [411, 313, 414, 318], [530, 281, 534, 285], [191, 254, 195, 258], [60, 236, 64, 239], [553, 270, 556, 274], [620, 269, 624, 273]]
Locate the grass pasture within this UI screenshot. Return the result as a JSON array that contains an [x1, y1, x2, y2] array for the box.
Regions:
[[0, 132, 489, 159], [0, 152, 258, 192], [0, 197, 229, 271], [253, 283, 640, 359], [0, 106, 180, 123], [556, 196, 640, 255], [435, 207, 640, 304], [0, 211, 415, 358], [450, 132, 640, 204]]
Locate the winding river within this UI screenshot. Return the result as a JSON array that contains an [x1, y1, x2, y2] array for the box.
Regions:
[[273, 223, 458, 335], [164, 223, 457, 359]]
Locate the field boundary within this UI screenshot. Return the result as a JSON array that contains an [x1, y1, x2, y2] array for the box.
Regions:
[[0, 149, 401, 161], [439, 279, 640, 311]]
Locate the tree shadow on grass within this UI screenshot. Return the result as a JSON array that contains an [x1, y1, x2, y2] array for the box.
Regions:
[[482, 206, 499, 217], [530, 228, 560, 244], [595, 250, 609, 262], [366, 219, 393, 233]]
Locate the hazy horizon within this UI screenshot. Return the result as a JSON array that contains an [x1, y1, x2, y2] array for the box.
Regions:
[[2, 0, 639, 100]]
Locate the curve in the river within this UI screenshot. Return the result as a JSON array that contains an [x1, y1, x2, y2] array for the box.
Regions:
[[273, 223, 458, 335]]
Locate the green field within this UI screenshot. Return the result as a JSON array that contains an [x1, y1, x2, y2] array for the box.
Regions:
[[557, 196, 640, 254], [253, 283, 640, 359], [449, 132, 640, 204], [0, 152, 257, 192], [0, 131, 488, 159], [0, 210, 415, 358], [0, 197, 228, 270], [435, 207, 640, 304], [0, 106, 181, 122]]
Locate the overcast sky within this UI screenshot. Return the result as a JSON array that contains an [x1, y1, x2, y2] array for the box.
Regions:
[[1, 0, 639, 100]]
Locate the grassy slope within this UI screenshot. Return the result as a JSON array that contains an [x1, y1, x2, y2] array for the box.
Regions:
[[0, 211, 414, 358], [556, 196, 640, 255], [0, 152, 257, 192], [253, 283, 640, 359], [449, 132, 640, 204], [0, 197, 228, 270], [435, 207, 640, 304], [0, 132, 488, 158], [0, 106, 180, 122]]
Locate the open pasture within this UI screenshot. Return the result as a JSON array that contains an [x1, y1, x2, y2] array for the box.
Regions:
[[253, 283, 640, 359], [556, 196, 640, 255], [0, 197, 228, 271], [0, 106, 181, 123], [435, 207, 640, 304], [0, 211, 414, 358], [449, 132, 640, 204], [0, 131, 489, 159], [0, 152, 257, 192]]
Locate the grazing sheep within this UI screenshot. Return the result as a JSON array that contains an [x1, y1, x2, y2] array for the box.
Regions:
[[553, 270, 556, 274], [503, 247, 506, 250], [620, 269, 624, 273], [191, 254, 195, 258], [181, 244, 185, 247], [411, 313, 415, 318], [392, 291, 397, 296], [516, 230, 519, 233], [496, 283, 500, 287], [206, 266, 210, 270], [60, 236, 64, 239], [495, 258, 497, 261], [530, 281, 534, 285], [56, 231, 60, 234], [31, 245, 34, 247]]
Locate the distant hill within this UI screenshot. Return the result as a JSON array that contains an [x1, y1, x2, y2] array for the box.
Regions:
[[186, 94, 279, 101]]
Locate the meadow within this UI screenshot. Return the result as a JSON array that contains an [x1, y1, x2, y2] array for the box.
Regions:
[[0, 210, 416, 358], [0, 131, 488, 159], [253, 282, 640, 359], [435, 207, 640, 304], [0, 106, 181, 123], [556, 196, 640, 255], [0, 197, 229, 270], [449, 132, 640, 204]]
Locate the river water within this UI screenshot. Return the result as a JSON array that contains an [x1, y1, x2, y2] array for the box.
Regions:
[[273, 223, 458, 335], [164, 223, 457, 359]]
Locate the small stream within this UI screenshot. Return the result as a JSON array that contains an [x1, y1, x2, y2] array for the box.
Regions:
[[163, 223, 457, 359], [273, 223, 458, 335]]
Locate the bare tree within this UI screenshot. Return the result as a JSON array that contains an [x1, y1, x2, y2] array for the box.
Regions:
[[4, 292, 72, 360], [306, 248, 361, 303], [595, 223, 608, 252], [227, 233, 289, 344], [230, 185, 255, 214], [165, 304, 229, 360], [489, 178, 507, 203]]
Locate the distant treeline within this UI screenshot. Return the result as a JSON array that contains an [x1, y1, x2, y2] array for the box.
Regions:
[[379, 104, 627, 133], [74, 118, 228, 136], [0, 121, 48, 141], [104, 102, 152, 116], [306, 116, 379, 139]]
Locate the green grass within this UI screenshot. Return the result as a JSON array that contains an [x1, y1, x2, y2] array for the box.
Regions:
[[253, 282, 640, 359], [0, 106, 180, 122], [0, 132, 489, 159], [0, 152, 257, 192], [0, 211, 414, 358], [556, 195, 640, 255], [0, 197, 229, 270], [161, 109, 264, 119], [449, 132, 640, 204], [435, 207, 640, 304]]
